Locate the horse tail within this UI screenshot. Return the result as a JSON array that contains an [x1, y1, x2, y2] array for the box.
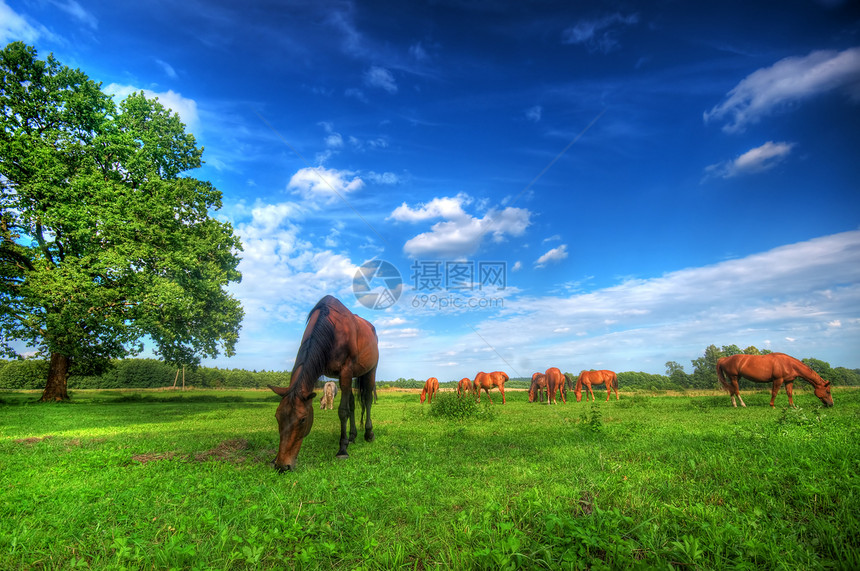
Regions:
[[715, 359, 730, 392], [611, 372, 618, 390]]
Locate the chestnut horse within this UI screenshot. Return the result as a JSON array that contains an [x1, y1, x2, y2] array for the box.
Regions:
[[528, 372, 547, 403], [574, 370, 618, 402], [545, 367, 567, 404], [716, 352, 833, 408], [268, 296, 378, 471], [457, 377, 473, 398], [420, 377, 439, 404], [473, 371, 508, 404]]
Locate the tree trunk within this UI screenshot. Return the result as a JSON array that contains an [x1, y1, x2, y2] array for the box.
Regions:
[[39, 352, 71, 402]]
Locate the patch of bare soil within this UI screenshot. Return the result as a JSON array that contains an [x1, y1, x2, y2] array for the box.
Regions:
[[14, 436, 53, 446], [194, 439, 249, 463], [131, 452, 179, 464]]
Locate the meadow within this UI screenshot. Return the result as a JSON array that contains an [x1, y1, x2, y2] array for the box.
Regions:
[[1, 386, 858, 570]]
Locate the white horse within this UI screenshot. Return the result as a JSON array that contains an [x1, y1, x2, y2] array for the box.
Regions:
[[319, 381, 338, 410]]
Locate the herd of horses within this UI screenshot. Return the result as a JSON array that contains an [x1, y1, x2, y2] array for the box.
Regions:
[[267, 295, 836, 471]]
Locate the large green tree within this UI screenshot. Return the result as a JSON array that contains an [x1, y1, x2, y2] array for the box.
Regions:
[[0, 42, 243, 401]]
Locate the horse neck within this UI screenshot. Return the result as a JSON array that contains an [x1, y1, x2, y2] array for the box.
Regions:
[[794, 361, 826, 387], [288, 364, 319, 398]]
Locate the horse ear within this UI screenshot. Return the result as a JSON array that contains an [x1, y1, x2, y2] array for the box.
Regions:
[[268, 384, 290, 397], [304, 392, 317, 402]]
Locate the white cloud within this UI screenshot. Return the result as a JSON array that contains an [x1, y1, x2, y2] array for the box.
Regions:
[[526, 105, 542, 122], [155, 59, 177, 79], [561, 12, 639, 54], [705, 47, 860, 133], [704, 141, 795, 179], [0, 1, 43, 43], [463, 230, 860, 375], [392, 195, 531, 259], [364, 66, 397, 93], [536, 244, 569, 267], [105, 84, 200, 133], [287, 166, 364, 203], [52, 0, 97, 29], [389, 194, 471, 222]]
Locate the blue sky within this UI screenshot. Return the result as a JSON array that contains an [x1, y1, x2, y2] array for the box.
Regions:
[[4, 0, 860, 380]]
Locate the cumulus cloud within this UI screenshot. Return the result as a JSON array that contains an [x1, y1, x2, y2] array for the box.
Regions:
[[364, 66, 397, 93], [287, 166, 364, 203], [704, 141, 795, 179], [105, 83, 200, 133], [705, 47, 860, 133], [536, 244, 569, 267], [389, 194, 471, 222], [391, 194, 531, 258], [562, 12, 639, 54]]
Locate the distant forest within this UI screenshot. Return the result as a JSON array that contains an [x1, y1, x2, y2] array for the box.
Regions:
[[1, 344, 858, 391]]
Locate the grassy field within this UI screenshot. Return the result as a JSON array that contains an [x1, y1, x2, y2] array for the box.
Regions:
[[1, 386, 858, 570]]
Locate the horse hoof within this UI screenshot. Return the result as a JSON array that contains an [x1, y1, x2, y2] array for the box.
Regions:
[[365, 431, 375, 442], [336, 453, 349, 460]]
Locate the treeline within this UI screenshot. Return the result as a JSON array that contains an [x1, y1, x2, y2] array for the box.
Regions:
[[0, 359, 290, 390], [1, 345, 858, 391]]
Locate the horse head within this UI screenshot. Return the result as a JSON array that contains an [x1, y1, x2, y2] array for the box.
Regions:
[[269, 385, 316, 471], [814, 380, 834, 408]]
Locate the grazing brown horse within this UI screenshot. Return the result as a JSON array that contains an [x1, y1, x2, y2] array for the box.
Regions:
[[574, 370, 619, 402], [545, 367, 567, 404], [420, 377, 439, 404], [473, 371, 508, 404], [716, 352, 833, 408], [319, 381, 338, 410], [457, 377, 473, 398], [528, 372, 547, 403], [268, 296, 378, 471]]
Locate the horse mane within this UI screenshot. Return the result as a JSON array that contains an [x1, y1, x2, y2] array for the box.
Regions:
[[288, 297, 337, 395], [779, 353, 827, 386]]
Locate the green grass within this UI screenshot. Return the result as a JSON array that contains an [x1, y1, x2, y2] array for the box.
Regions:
[[1, 387, 859, 569]]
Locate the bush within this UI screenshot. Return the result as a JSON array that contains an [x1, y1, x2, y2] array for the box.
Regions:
[[429, 393, 497, 422], [0, 359, 50, 389]]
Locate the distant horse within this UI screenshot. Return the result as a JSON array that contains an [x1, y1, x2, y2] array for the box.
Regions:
[[420, 377, 439, 404], [716, 352, 833, 408], [545, 367, 567, 404], [319, 381, 338, 410], [457, 377, 473, 398], [574, 370, 619, 402], [268, 295, 378, 471], [473, 371, 508, 404], [528, 372, 547, 403]]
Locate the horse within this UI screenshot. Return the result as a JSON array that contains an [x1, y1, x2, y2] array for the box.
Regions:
[[319, 381, 338, 410], [268, 295, 378, 471], [716, 352, 833, 408], [420, 377, 439, 404], [528, 372, 547, 403], [574, 370, 618, 402], [473, 371, 508, 404], [544, 367, 567, 404], [457, 377, 473, 398]]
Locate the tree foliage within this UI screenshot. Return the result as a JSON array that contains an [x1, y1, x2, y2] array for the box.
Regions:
[[0, 42, 243, 400]]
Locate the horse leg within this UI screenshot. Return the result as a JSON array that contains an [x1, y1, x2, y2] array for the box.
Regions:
[[769, 379, 784, 408], [783, 380, 795, 408], [360, 371, 376, 442], [500, 385, 506, 405], [731, 377, 746, 407], [336, 381, 355, 458], [485, 388, 493, 404]]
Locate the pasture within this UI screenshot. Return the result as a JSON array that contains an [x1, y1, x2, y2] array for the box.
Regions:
[[1, 387, 858, 569]]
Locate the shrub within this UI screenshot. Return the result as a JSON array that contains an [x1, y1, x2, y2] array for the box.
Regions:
[[429, 393, 497, 421]]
